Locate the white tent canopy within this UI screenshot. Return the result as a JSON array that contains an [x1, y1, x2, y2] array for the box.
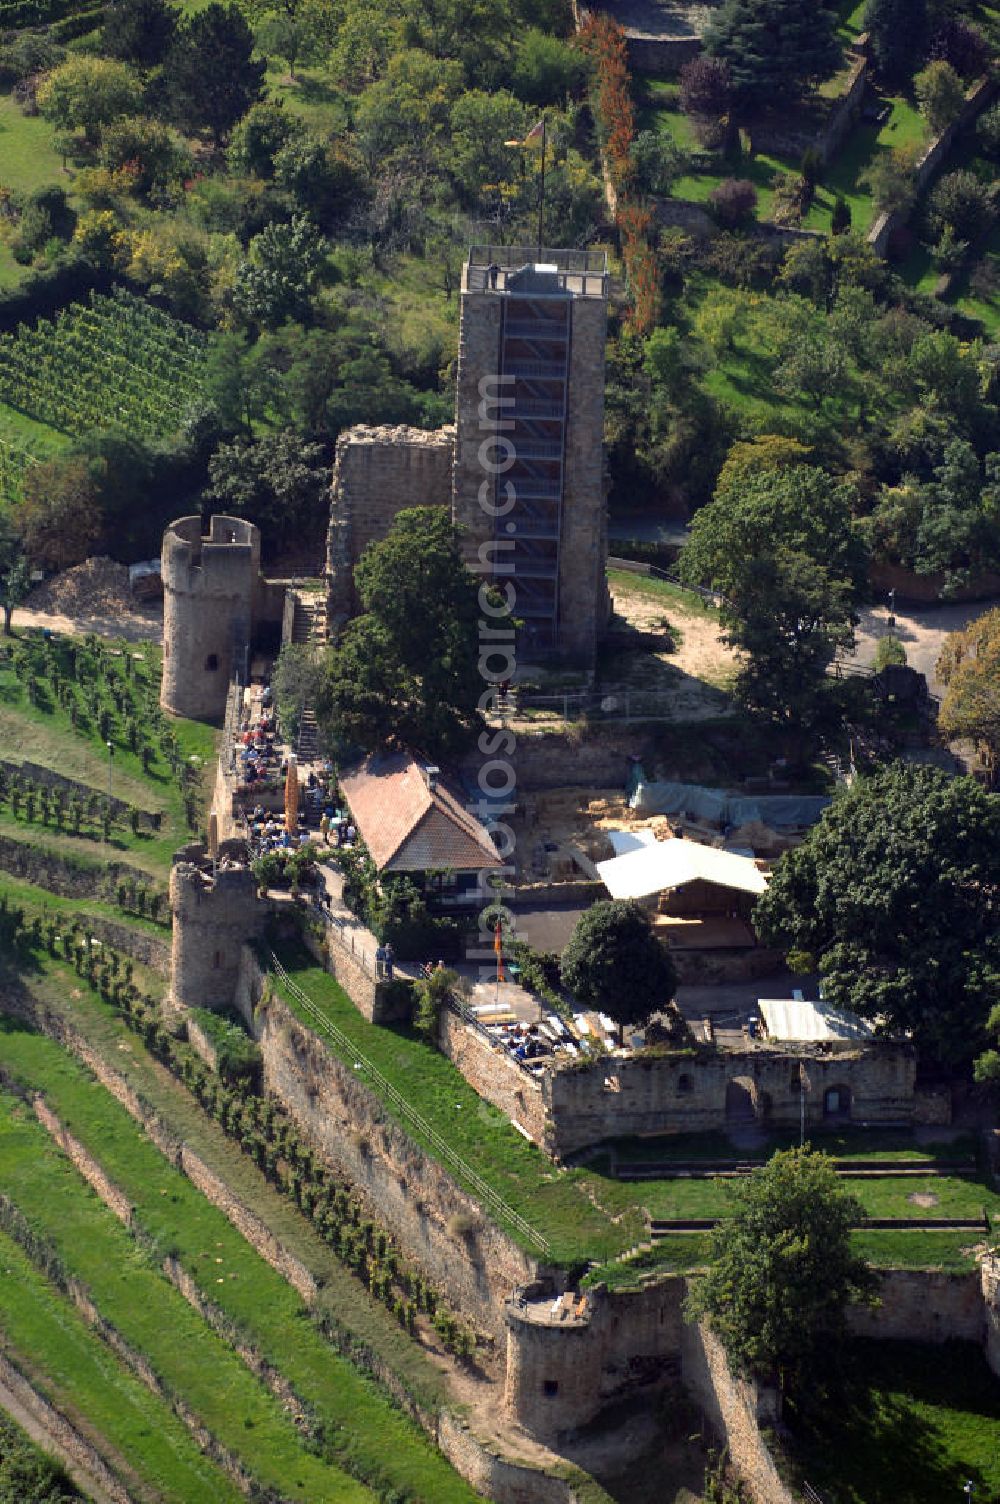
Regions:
[[596, 838, 768, 901], [758, 997, 875, 1042]]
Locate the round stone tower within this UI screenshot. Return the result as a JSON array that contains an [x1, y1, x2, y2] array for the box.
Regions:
[[169, 859, 264, 1015], [160, 515, 262, 721]]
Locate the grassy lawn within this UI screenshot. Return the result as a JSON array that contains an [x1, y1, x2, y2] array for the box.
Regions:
[[0, 1010, 480, 1504], [271, 943, 646, 1265], [606, 567, 719, 622], [0, 1229, 244, 1504], [601, 1128, 980, 1165], [643, 81, 928, 237], [0, 1084, 377, 1504], [792, 1339, 1000, 1503]]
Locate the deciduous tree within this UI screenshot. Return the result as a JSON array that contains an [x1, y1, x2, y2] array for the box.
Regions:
[[0, 513, 31, 635], [561, 900, 676, 1040], [679, 465, 865, 743], [17, 457, 102, 570], [686, 1149, 876, 1398], [754, 762, 1000, 1068], [937, 607, 1000, 766], [318, 507, 483, 759], [37, 56, 140, 145]]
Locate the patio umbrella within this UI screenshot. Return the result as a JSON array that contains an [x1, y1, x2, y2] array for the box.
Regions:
[[285, 755, 299, 836]]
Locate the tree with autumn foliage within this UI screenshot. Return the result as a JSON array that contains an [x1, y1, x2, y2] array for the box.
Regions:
[[579, 14, 660, 332], [937, 607, 1000, 768]]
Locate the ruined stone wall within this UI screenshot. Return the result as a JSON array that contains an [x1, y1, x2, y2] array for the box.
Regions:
[[168, 862, 264, 1014], [458, 726, 653, 793], [679, 1322, 794, 1504], [325, 425, 455, 631], [438, 1008, 547, 1145], [504, 1279, 686, 1440], [255, 986, 548, 1342], [848, 1268, 985, 1346], [541, 1044, 916, 1157]]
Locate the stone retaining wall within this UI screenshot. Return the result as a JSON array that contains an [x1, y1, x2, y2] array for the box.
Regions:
[[869, 75, 998, 256], [20, 990, 605, 1504], [679, 1322, 794, 1504], [0, 1350, 136, 1504], [438, 1008, 548, 1146], [32, 1096, 135, 1230], [256, 985, 549, 1343], [0, 833, 154, 904]]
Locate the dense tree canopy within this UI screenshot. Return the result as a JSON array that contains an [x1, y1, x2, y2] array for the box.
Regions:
[[687, 1149, 876, 1398], [704, 0, 841, 109], [318, 507, 483, 760], [754, 763, 1000, 1068], [561, 900, 677, 1038]]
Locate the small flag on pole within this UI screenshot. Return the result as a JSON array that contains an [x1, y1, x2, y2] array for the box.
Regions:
[[505, 119, 545, 147], [494, 918, 505, 985]]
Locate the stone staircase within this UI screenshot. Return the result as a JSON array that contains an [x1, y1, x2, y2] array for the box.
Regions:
[[296, 709, 320, 762], [291, 595, 326, 646]]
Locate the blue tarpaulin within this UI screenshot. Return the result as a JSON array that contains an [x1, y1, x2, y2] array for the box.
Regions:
[[627, 768, 830, 830]]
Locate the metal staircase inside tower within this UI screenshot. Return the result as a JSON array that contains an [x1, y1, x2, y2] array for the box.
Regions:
[[495, 282, 571, 653]]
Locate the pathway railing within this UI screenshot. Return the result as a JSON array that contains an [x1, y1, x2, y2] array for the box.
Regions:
[[268, 952, 551, 1254]]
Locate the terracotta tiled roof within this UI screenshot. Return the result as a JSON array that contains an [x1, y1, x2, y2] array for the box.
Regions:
[[339, 752, 500, 874]]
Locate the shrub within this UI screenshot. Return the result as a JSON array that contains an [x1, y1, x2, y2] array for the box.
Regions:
[[977, 102, 1000, 160], [928, 170, 994, 242], [927, 17, 989, 80], [914, 60, 965, 136], [873, 635, 907, 669], [831, 196, 852, 235], [707, 177, 757, 227], [679, 56, 732, 121]]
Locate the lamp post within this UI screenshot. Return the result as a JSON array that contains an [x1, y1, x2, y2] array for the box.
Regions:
[[505, 115, 547, 263], [963, 1482, 974, 1501]]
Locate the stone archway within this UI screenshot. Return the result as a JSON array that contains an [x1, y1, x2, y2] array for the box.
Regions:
[[726, 1077, 756, 1122]]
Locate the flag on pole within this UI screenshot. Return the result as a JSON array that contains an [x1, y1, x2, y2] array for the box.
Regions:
[[506, 119, 545, 147], [494, 918, 505, 984]]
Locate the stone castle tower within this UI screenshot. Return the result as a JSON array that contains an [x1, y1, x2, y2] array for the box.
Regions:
[[325, 424, 456, 634], [452, 247, 611, 662], [168, 857, 263, 1014], [161, 515, 270, 721]]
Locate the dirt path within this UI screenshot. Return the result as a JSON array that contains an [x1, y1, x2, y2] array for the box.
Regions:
[[10, 604, 163, 644]]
